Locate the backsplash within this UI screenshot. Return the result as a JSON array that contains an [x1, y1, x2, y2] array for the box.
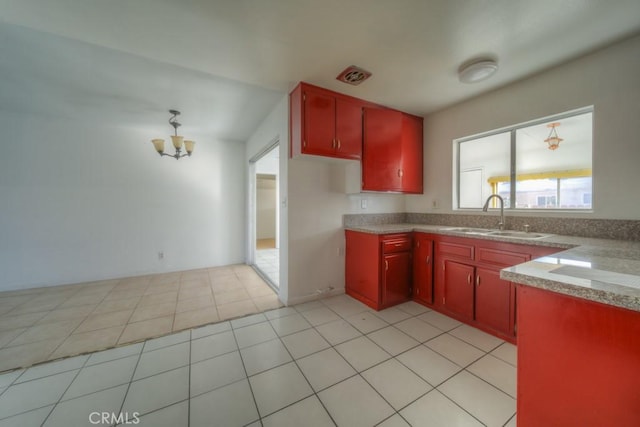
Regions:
[[344, 213, 640, 241], [343, 213, 407, 227]]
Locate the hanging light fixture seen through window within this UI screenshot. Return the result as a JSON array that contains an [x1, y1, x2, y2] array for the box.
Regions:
[[544, 122, 563, 150], [151, 110, 195, 160]]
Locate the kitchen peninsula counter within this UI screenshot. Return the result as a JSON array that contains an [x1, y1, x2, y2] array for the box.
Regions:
[[345, 223, 640, 312]]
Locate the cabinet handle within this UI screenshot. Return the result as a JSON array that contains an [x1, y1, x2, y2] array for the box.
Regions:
[[332, 138, 336, 149], [442, 261, 445, 271], [397, 169, 404, 177], [394, 243, 402, 247], [385, 260, 389, 271], [337, 139, 341, 149], [425, 255, 430, 264], [476, 275, 481, 286], [467, 274, 471, 284]]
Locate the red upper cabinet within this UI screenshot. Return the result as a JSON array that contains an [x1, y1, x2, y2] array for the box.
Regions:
[[290, 82, 363, 160], [400, 113, 424, 193], [362, 108, 403, 191], [362, 107, 423, 193]]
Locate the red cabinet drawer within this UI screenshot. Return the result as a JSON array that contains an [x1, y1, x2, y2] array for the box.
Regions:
[[437, 241, 474, 260], [477, 247, 529, 268], [383, 238, 412, 253]]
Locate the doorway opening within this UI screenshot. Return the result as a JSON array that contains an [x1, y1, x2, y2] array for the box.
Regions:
[[250, 142, 279, 287]]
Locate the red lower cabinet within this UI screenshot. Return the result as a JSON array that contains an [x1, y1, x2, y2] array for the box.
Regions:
[[382, 252, 412, 307], [474, 268, 514, 336], [344, 231, 380, 308], [345, 230, 562, 344], [433, 235, 561, 343], [517, 285, 640, 427], [439, 262, 514, 337], [413, 234, 434, 305], [345, 230, 412, 310], [442, 260, 475, 322]]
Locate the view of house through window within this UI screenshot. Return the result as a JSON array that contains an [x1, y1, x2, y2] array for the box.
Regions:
[[456, 108, 593, 210]]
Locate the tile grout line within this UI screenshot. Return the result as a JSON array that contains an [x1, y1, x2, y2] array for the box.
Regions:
[[38, 351, 92, 426], [187, 328, 191, 427], [115, 338, 146, 423], [320, 301, 430, 424], [229, 316, 264, 426], [249, 308, 340, 426], [338, 302, 493, 426], [320, 299, 506, 425]]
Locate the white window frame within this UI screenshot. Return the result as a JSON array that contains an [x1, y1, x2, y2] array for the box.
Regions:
[[453, 106, 594, 212]]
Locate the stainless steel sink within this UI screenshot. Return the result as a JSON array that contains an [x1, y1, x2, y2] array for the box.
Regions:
[[443, 227, 551, 239], [443, 227, 492, 235], [487, 231, 550, 239]]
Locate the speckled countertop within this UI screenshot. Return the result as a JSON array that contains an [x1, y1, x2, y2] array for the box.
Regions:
[[345, 223, 640, 312]]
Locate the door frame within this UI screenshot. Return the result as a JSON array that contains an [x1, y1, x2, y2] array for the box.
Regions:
[[247, 137, 279, 276]]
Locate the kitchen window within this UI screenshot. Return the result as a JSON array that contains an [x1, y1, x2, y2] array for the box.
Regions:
[[455, 107, 593, 210]]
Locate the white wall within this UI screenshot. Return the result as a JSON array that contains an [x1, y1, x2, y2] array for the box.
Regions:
[[407, 34, 640, 219], [287, 157, 405, 304], [0, 111, 246, 291]]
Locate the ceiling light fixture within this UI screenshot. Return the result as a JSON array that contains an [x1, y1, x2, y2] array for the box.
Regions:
[[458, 59, 498, 83], [544, 122, 563, 150], [151, 110, 195, 160]]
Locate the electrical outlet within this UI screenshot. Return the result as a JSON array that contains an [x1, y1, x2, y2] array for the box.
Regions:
[[361, 198, 368, 209], [158, 251, 164, 260], [432, 199, 440, 209]]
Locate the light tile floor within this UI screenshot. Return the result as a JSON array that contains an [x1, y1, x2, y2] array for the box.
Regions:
[[0, 265, 282, 373], [0, 295, 518, 427], [255, 248, 279, 287]]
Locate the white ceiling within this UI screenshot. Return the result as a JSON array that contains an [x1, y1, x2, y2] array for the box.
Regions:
[[1, 0, 639, 141]]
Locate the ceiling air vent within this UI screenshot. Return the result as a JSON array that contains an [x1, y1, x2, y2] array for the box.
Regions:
[[336, 65, 372, 86]]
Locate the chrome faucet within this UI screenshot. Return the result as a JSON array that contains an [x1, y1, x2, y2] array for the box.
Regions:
[[482, 194, 505, 230]]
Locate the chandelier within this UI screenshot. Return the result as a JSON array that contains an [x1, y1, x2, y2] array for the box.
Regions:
[[544, 122, 563, 151], [151, 110, 195, 160]]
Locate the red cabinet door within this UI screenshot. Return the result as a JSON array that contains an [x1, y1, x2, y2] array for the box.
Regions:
[[362, 107, 403, 191], [475, 267, 512, 336], [303, 88, 336, 156], [442, 260, 475, 321], [382, 251, 412, 307], [345, 230, 381, 309], [400, 113, 423, 193], [413, 235, 433, 305], [335, 98, 362, 159]]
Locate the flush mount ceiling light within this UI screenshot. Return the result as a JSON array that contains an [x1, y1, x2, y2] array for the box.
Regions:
[[458, 59, 498, 83], [151, 110, 195, 160], [336, 65, 372, 86], [544, 122, 563, 150]]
